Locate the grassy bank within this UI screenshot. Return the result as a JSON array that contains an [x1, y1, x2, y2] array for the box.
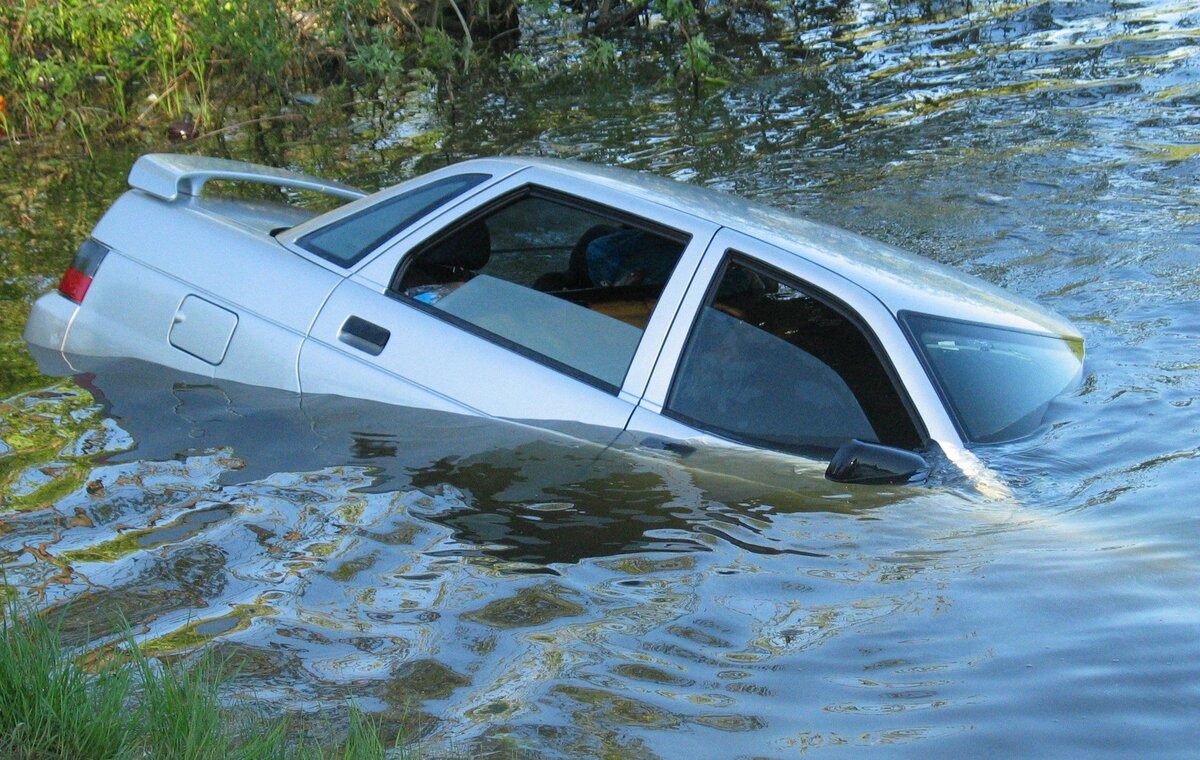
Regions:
[[0, 0, 822, 147], [0, 0, 988, 147], [0, 602, 408, 759], [0, 0, 484, 144]]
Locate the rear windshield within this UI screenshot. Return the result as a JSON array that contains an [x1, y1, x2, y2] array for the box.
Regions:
[[903, 313, 1083, 444], [297, 174, 489, 266]]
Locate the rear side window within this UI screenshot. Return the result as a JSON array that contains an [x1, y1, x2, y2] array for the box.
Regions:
[[665, 256, 921, 455], [298, 174, 489, 266]]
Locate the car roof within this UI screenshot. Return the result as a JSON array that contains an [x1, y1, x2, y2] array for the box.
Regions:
[[455, 156, 1080, 340]]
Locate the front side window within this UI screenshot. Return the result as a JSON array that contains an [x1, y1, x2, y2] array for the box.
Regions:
[[298, 173, 489, 267], [902, 313, 1083, 443], [391, 190, 690, 390], [665, 257, 921, 455]]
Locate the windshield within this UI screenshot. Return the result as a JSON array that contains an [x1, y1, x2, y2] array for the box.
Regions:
[[903, 313, 1084, 444]]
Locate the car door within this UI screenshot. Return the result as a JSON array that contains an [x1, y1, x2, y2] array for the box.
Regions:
[[623, 228, 938, 459], [299, 167, 720, 440]]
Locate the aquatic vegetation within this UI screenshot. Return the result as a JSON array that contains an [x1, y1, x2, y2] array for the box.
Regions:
[[0, 383, 115, 514], [462, 584, 586, 629], [384, 658, 471, 703], [139, 603, 275, 655], [63, 503, 238, 563], [0, 600, 408, 759]]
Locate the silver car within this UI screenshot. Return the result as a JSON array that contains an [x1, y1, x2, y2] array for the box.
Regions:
[[24, 153, 1084, 485]]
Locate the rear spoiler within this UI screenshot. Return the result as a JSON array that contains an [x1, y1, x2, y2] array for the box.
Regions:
[[128, 153, 367, 203]]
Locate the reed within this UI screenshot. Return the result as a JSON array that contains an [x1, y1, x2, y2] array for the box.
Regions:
[[0, 600, 407, 759]]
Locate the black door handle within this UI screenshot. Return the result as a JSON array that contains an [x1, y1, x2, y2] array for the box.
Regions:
[[338, 316, 390, 356]]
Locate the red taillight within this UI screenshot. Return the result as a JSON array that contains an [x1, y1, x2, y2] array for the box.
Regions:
[[58, 239, 109, 303], [58, 267, 93, 302]]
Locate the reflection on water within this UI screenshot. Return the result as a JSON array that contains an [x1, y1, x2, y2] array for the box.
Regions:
[[3, 0, 1200, 756], [0, 357, 977, 752]]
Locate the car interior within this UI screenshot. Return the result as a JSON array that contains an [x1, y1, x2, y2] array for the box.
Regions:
[[390, 193, 689, 388]]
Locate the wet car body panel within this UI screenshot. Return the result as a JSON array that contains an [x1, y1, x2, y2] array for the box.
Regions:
[[73, 190, 347, 392]]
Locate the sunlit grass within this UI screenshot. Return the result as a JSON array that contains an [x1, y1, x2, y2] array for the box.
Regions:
[[0, 601, 409, 759]]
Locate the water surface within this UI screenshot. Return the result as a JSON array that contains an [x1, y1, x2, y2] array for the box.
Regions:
[[2, 1, 1198, 756]]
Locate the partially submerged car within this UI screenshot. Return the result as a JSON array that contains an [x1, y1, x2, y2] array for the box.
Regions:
[[24, 154, 1084, 485]]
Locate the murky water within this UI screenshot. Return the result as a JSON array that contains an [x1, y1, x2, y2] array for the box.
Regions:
[[3, 0, 1199, 756]]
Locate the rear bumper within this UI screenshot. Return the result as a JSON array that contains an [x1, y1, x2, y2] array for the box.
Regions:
[[23, 291, 78, 351]]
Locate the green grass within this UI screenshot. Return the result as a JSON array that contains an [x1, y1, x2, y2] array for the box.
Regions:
[[0, 601, 410, 759], [0, 0, 777, 146], [0, 0, 481, 143]]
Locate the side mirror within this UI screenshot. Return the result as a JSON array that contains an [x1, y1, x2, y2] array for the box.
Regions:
[[825, 439, 929, 486]]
